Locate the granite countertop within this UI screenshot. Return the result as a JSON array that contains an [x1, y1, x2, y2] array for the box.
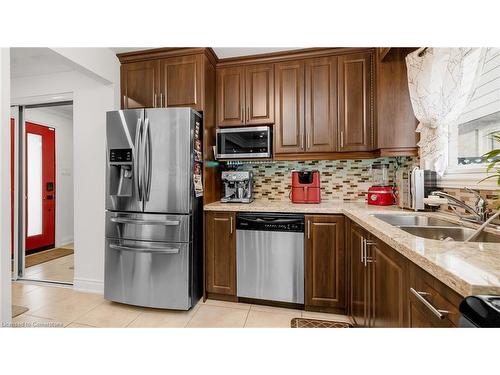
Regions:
[[204, 200, 500, 297]]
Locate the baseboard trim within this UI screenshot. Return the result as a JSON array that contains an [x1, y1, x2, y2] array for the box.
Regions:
[[56, 237, 74, 248], [73, 278, 104, 294]]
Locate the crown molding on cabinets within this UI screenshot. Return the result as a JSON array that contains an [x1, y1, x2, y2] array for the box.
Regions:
[[116, 47, 378, 68], [216, 47, 375, 67], [117, 47, 218, 66]]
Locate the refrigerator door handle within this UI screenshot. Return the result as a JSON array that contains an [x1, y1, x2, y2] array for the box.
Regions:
[[110, 217, 180, 226], [109, 243, 180, 254], [134, 118, 143, 202], [143, 117, 152, 202]]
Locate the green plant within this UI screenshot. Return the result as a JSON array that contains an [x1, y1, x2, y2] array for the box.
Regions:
[[480, 132, 500, 185]]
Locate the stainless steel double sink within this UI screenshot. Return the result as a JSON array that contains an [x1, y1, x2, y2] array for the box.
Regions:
[[371, 214, 500, 243]]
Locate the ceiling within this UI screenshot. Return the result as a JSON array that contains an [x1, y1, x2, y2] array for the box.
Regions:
[[34, 104, 73, 120], [11, 48, 302, 79], [10, 48, 76, 79], [111, 47, 150, 54], [111, 47, 299, 59]]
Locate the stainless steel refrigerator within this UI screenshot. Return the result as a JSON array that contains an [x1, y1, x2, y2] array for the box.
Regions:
[[104, 108, 203, 310]]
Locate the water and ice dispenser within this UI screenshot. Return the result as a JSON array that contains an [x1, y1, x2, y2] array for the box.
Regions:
[[108, 148, 133, 197]]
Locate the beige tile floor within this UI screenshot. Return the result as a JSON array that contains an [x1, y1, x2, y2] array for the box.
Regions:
[[10, 282, 352, 328], [24, 253, 74, 283]]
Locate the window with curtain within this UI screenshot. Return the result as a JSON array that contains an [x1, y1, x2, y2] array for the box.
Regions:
[[448, 48, 500, 169]]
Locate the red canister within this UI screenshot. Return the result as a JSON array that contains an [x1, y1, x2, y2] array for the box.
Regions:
[[367, 186, 395, 206]]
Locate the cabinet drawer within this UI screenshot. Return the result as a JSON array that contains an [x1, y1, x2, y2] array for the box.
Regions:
[[408, 265, 461, 327]]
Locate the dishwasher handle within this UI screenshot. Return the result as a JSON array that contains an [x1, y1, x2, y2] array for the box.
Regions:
[[238, 217, 303, 224]]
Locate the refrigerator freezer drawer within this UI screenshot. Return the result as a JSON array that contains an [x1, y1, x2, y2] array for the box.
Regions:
[[104, 239, 190, 310], [105, 212, 190, 243]]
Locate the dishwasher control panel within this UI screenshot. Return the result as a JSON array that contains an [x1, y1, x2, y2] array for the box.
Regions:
[[236, 213, 304, 233]]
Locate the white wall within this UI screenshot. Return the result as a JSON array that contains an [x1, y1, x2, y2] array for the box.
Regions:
[[0, 48, 12, 324], [12, 66, 118, 293], [51, 48, 121, 105], [25, 107, 74, 247]]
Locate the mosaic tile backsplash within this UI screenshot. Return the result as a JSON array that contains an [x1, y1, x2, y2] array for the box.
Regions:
[[228, 157, 418, 202]]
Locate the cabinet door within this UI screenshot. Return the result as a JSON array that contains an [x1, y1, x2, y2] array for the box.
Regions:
[[349, 222, 368, 326], [205, 211, 236, 296], [159, 55, 202, 110], [216, 67, 245, 126], [305, 56, 338, 153], [369, 240, 407, 327], [305, 215, 345, 310], [274, 60, 305, 154], [338, 52, 374, 151], [121, 60, 159, 109], [245, 64, 274, 125]]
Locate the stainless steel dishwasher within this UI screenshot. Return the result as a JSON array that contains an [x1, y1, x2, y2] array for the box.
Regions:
[[236, 212, 304, 304]]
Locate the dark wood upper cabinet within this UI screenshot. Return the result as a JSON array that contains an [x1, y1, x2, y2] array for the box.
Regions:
[[121, 60, 159, 109], [338, 51, 374, 152], [305, 215, 345, 312], [216, 64, 274, 126], [376, 48, 418, 154], [349, 221, 369, 327], [305, 56, 338, 153], [369, 239, 408, 328], [245, 64, 274, 125], [274, 60, 305, 154], [205, 211, 236, 296], [216, 66, 245, 126], [159, 55, 202, 111]]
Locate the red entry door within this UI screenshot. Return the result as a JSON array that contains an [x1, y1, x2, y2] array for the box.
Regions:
[[25, 122, 56, 252]]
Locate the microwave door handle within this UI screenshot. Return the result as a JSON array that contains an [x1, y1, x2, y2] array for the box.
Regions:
[[134, 118, 143, 202]]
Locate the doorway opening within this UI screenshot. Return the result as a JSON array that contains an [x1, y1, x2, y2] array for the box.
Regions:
[[11, 102, 74, 285]]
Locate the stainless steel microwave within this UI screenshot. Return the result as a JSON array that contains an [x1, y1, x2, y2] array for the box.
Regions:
[[216, 126, 272, 159]]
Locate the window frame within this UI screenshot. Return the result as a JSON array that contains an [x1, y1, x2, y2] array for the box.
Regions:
[[441, 123, 497, 189]]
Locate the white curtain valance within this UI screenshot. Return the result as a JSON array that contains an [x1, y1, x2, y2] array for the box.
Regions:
[[406, 47, 486, 176]]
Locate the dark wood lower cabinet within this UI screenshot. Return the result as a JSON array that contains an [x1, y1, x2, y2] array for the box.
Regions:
[[203, 213, 463, 327], [347, 218, 459, 328], [349, 221, 369, 326], [305, 215, 346, 312], [349, 221, 408, 328], [369, 239, 408, 328], [205, 211, 236, 296]]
